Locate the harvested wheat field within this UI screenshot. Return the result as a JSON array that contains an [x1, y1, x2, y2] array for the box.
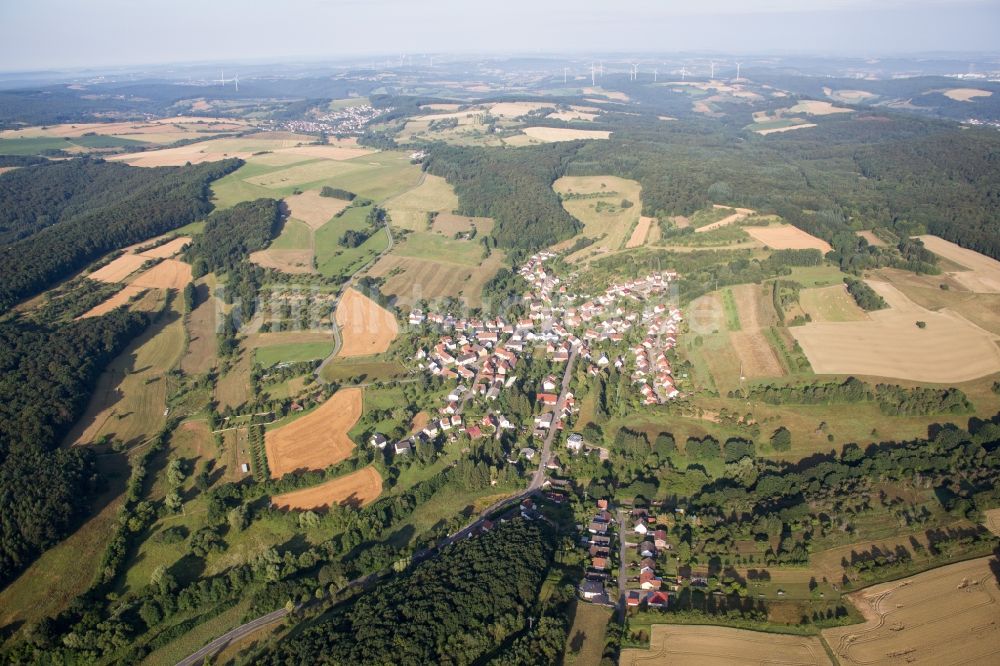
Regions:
[[823, 556, 1000, 666], [367, 252, 504, 308], [745, 224, 832, 253], [131, 259, 192, 289], [433, 212, 493, 236], [272, 466, 382, 510], [264, 387, 362, 478], [249, 248, 314, 274], [620, 624, 832, 666], [88, 254, 150, 283], [276, 142, 375, 161], [917, 234, 1000, 293], [799, 285, 868, 322], [181, 280, 217, 374], [110, 143, 254, 167], [489, 102, 553, 117], [729, 284, 785, 378], [519, 127, 611, 142], [756, 123, 817, 136], [335, 288, 399, 357], [384, 174, 460, 231], [791, 281, 1000, 383], [786, 100, 853, 115], [942, 88, 993, 102], [77, 285, 146, 319], [547, 110, 599, 122], [856, 230, 886, 247], [284, 190, 351, 229], [137, 237, 191, 259], [696, 205, 755, 233], [984, 508, 1000, 536], [626, 216, 656, 248]]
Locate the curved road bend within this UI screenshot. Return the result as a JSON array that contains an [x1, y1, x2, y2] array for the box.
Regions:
[[178, 318, 578, 665]]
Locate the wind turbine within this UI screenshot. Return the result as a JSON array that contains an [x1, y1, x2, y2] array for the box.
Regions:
[[710, 61, 716, 79], [653, 68, 658, 82], [215, 69, 237, 91], [681, 66, 687, 81], [563, 67, 568, 84], [735, 62, 742, 82], [590, 63, 596, 86], [631, 63, 639, 81]]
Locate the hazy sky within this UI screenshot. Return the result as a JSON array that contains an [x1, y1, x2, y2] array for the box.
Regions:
[[1, 0, 998, 70]]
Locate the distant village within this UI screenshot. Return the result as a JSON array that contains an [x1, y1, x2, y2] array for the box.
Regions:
[[258, 104, 388, 135], [378, 250, 682, 464]]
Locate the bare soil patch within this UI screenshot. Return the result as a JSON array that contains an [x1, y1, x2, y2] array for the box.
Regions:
[[745, 224, 832, 253], [131, 259, 192, 289], [264, 387, 362, 477], [626, 216, 655, 248], [917, 234, 1000, 293], [284, 190, 351, 230], [824, 556, 1000, 666], [730, 331, 785, 378], [137, 237, 191, 259], [271, 466, 382, 510], [77, 285, 146, 318], [335, 288, 399, 357], [791, 280, 1000, 382], [621, 624, 831, 666], [87, 254, 149, 283], [249, 249, 315, 274]]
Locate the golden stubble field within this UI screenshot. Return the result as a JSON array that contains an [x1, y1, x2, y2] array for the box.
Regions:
[[823, 556, 1000, 666], [918, 234, 1000, 293], [271, 466, 383, 510], [334, 287, 399, 357], [284, 190, 351, 229], [729, 283, 786, 378], [791, 280, 1000, 383], [745, 224, 832, 253], [695, 205, 756, 233], [620, 624, 832, 666], [264, 387, 362, 478]]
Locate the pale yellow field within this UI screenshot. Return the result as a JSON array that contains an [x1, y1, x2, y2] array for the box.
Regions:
[[420, 103, 463, 111], [744, 224, 832, 252], [942, 88, 993, 102], [582, 88, 629, 101], [109, 142, 254, 167], [824, 557, 1000, 666], [785, 100, 853, 115], [984, 508, 1000, 536], [284, 190, 351, 230], [621, 624, 832, 666], [384, 174, 460, 231], [696, 205, 756, 233], [249, 249, 314, 274], [553, 175, 643, 260], [755, 123, 817, 135], [366, 252, 505, 308], [856, 230, 886, 247], [799, 285, 868, 322], [131, 259, 192, 289], [77, 285, 147, 319], [626, 216, 655, 248], [137, 237, 191, 259], [264, 387, 362, 478], [517, 126, 611, 143], [244, 159, 358, 189], [275, 143, 375, 161], [0, 118, 249, 143], [335, 287, 398, 357], [433, 212, 493, 236], [547, 110, 599, 122], [729, 284, 785, 378], [917, 234, 1000, 293], [271, 466, 382, 510], [87, 254, 149, 283], [828, 89, 878, 102], [489, 101, 553, 117], [791, 280, 1000, 382]]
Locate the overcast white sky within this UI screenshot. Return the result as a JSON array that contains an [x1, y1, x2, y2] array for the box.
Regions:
[[1, 0, 998, 70]]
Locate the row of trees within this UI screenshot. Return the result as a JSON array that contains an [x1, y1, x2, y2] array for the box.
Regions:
[[735, 377, 971, 416]]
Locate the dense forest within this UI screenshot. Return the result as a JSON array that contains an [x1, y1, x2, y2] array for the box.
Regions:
[[187, 198, 283, 275], [258, 519, 555, 665], [424, 142, 581, 250], [0, 309, 150, 587], [0, 158, 241, 312]]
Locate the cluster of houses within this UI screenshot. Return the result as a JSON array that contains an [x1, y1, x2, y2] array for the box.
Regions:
[[579, 499, 615, 604], [257, 104, 387, 135], [624, 507, 671, 609]]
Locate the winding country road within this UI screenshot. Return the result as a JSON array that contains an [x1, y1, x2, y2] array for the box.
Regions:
[[176, 334, 579, 665]]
